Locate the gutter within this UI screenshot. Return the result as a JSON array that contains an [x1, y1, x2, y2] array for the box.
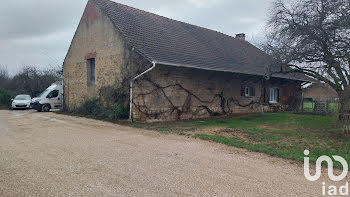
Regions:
[[129, 62, 156, 121]]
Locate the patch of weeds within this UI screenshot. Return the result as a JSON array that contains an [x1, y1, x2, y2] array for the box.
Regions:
[[157, 127, 172, 133], [68, 98, 129, 122], [64, 84, 130, 122], [132, 124, 143, 129]]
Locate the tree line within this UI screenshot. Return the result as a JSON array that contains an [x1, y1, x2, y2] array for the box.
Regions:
[[0, 66, 61, 108]]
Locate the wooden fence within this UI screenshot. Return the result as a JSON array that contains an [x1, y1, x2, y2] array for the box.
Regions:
[[302, 100, 339, 114]]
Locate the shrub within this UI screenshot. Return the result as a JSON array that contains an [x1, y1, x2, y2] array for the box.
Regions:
[[72, 99, 129, 121], [0, 88, 13, 108], [111, 103, 129, 119], [69, 84, 129, 121], [75, 99, 101, 115]]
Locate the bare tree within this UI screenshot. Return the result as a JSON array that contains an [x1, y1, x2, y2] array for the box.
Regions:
[[0, 65, 10, 90], [264, 0, 350, 117], [10, 66, 62, 97]]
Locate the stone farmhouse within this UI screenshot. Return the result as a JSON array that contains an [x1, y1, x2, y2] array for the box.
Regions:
[[63, 0, 309, 121]]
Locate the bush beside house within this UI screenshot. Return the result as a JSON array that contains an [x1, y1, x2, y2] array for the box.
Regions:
[[0, 88, 13, 109]]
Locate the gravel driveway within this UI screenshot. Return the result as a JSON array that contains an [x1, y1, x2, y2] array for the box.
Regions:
[[0, 110, 344, 196]]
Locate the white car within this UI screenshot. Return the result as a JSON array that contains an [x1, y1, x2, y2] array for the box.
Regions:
[[11, 95, 32, 109]]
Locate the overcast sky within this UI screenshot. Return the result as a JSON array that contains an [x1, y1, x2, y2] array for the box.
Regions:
[[0, 0, 272, 74]]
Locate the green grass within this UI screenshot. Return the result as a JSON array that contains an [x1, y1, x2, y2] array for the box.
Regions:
[[194, 114, 349, 168], [303, 102, 315, 112], [130, 113, 349, 169], [193, 113, 336, 130], [302, 102, 339, 113], [328, 103, 339, 113]]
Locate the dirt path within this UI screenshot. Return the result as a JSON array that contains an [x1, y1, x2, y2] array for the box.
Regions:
[[0, 110, 345, 196]]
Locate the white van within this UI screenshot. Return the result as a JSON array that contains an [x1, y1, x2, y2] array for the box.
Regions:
[[31, 84, 63, 112]]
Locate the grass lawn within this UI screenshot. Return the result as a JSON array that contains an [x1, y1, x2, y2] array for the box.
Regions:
[[130, 113, 349, 168], [328, 103, 339, 113], [303, 102, 315, 112], [302, 102, 339, 113]]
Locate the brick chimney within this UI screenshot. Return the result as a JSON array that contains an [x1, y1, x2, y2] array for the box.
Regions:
[[235, 33, 246, 40]]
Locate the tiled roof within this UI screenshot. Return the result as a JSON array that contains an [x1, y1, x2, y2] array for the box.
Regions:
[[92, 0, 309, 81]]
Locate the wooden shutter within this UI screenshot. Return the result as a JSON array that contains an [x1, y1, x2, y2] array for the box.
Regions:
[[250, 87, 255, 96], [277, 88, 280, 102], [241, 86, 245, 96], [264, 88, 269, 103]]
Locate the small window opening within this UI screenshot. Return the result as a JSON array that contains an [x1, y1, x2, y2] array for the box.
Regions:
[[242, 86, 255, 97], [87, 58, 95, 85]]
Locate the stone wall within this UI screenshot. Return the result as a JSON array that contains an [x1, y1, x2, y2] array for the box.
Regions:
[[303, 83, 339, 102], [132, 65, 302, 122], [63, 1, 130, 110]]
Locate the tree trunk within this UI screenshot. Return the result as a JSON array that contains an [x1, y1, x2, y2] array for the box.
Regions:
[[338, 86, 350, 121]]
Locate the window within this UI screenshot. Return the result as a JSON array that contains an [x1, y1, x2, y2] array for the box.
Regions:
[[47, 90, 59, 98], [242, 86, 255, 97], [245, 87, 250, 97], [14, 95, 31, 100], [269, 87, 280, 103], [87, 58, 95, 85]]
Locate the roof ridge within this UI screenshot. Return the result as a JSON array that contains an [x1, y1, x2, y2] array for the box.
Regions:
[[92, 0, 240, 41]]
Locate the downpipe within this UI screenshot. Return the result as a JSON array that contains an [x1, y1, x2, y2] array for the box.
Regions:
[[129, 62, 156, 121]]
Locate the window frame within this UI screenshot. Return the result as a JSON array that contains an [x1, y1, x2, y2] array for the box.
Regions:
[[87, 58, 96, 86], [243, 86, 255, 97], [269, 87, 279, 104], [244, 87, 250, 97], [47, 90, 59, 99]]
